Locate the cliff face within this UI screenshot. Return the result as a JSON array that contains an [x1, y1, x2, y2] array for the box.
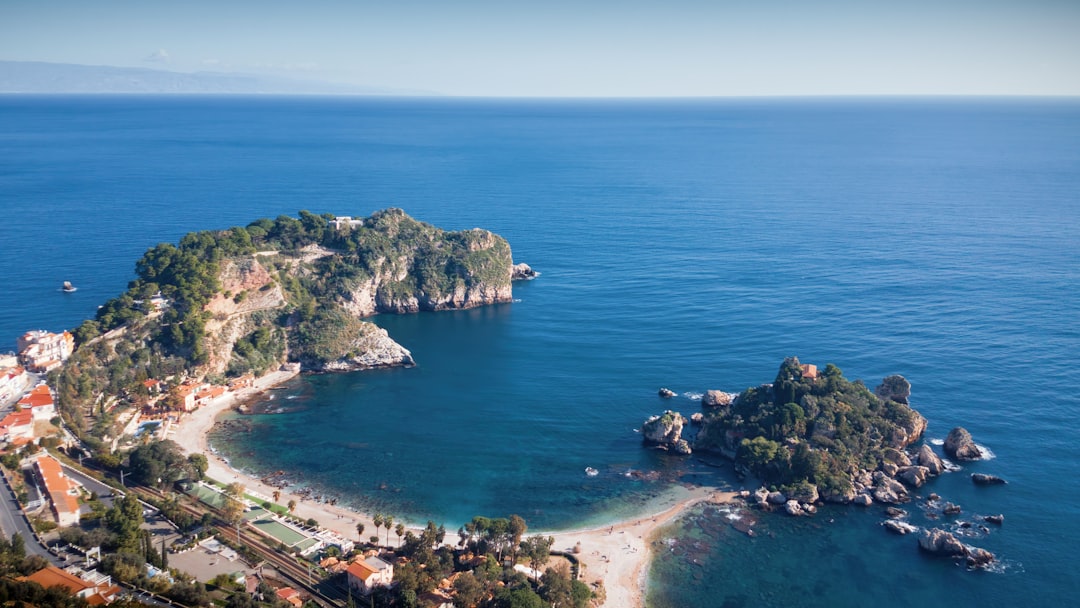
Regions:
[[203, 257, 287, 376], [337, 213, 514, 316], [209, 209, 515, 375], [342, 273, 512, 316]]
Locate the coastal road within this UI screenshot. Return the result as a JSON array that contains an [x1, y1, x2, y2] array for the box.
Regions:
[[0, 469, 58, 564]]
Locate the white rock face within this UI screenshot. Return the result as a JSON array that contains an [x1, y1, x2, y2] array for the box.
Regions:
[[320, 323, 414, 371]]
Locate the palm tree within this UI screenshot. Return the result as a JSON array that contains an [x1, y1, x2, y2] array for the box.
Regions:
[[383, 516, 394, 546], [394, 523, 404, 547], [287, 499, 296, 515], [356, 523, 365, 542], [372, 514, 383, 546], [273, 490, 281, 503]]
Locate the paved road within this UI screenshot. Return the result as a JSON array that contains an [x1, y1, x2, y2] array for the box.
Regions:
[[0, 470, 59, 564]]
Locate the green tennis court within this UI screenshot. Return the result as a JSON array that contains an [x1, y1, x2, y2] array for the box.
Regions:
[[250, 516, 308, 547]]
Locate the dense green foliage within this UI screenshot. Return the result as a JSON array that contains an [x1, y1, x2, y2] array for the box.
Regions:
[[368, 513, 587, 608], [697, 357, 924, 495], [127, 439, 198, 488], [228, 323, 285, 377]]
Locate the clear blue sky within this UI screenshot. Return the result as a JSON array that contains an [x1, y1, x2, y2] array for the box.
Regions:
[[3, 0, 1078, 96]]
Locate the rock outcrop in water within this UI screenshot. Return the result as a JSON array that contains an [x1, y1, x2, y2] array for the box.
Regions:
[[918, 528, 996, 567], [511, 262, 537, 280], [971, 473, 1007, 486], [701, 390, 735, 407], [642, 411, 692, 455], [944, 427, 983, 461], [874, 374, 911, 404]]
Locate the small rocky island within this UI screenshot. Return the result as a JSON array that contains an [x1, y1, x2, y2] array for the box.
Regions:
[[643, 357, 1004, 568]]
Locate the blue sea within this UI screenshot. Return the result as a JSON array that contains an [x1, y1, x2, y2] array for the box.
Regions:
[[1, 96, 1078, 606]]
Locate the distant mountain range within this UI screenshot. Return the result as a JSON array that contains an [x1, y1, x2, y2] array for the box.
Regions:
[[0, 61, 434, 95]]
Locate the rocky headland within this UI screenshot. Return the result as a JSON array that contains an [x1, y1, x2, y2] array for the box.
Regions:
[[54, 209, 530, 434]]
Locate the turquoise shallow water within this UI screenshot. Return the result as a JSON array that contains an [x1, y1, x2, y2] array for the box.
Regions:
[[1, 96, 1078, 605]]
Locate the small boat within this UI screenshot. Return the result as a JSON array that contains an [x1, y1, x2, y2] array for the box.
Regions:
[[585, 467, 599, 477], [62, 281, 77, 292]]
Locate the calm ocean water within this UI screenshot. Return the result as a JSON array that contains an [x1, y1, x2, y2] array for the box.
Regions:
[[1, 96, 1078, 606]]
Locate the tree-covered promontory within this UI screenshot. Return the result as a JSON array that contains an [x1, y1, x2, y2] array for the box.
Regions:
[[694, 357, 927, 502], [52, 209, 520, 442]]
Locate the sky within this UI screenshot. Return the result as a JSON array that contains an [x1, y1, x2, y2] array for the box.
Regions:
[[2, 0, 1079, 97]]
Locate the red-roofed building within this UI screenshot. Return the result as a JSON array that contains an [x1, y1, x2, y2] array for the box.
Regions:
[[18, 384, 56, 421], [20, 566, 120, 605], [142, 379, 163, 394], [195, 386, 226, 406], [0, 410, 34, 445], [176, 381, 208, 411], [800, 364, 819, 380], [33, 453, 81, 526], [275, 587, 304, 607], [346, 556, 394, 594], [229, 373, 255, 390]]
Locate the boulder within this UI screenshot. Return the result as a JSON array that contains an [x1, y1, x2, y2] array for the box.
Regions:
[[673, 439, 693, 456], [784, 500, 804, 516], [971, 473, 1007, 486], [874, 374, 911, 405], [856, 470, 875, 488], [943, 502, 962, 515], [658, 387, 676, 398], [753, 488, 770, 508], [882, 448, 912, 467], [894, 413, 928, 448], [690, 412, 704, 425], [882, 462, 900, 477], [927, 493, 941, 502], [701, 390, 734, 407], [872, 477, 908, 504], [883, 520, 918, 535], [918, 528, 967, 556], [944, 427, 983, 461], [897, 466, 931, 488], [511, 263, 537, 280], [854, 493, 874, 507], [767, 491, 787, 505], [885, 507, 908, 519], [917, 444, 945, 475], [984, 514, 1004, 525]]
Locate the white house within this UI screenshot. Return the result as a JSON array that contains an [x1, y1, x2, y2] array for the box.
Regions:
[[346, 556, 394, 594]]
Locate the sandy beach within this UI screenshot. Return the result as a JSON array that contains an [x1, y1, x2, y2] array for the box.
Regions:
[[169, 369, 738, 607]]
